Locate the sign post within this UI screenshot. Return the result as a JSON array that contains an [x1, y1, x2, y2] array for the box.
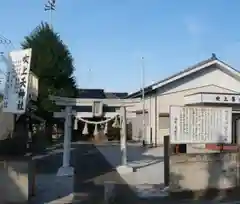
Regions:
[[170, 106, 232, 144]]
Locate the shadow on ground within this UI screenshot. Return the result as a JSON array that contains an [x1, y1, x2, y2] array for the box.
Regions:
[[95, 142, 164, 171], [31, 142, 140, 203], [31, 141, 172, 204], [83, 142, 168, 203]]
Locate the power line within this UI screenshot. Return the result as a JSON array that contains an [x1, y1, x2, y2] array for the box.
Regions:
[[0, 34, 15, 51], [0, 34, 14, 76], [0, 34, 11, 45]]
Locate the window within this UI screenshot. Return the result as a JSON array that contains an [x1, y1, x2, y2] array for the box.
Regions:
[[159, 115, 170, 129]]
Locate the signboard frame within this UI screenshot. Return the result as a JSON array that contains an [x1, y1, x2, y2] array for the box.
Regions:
[[169, 105, 232, 144]]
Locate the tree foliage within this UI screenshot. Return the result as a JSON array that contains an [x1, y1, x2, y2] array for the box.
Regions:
[[21, 22, 78, 118]]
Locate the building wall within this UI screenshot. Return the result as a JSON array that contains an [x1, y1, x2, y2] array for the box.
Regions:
[[130, 96, 158, 144], [0, 160, 29, 203], [162, 67, 240, 95], [132, 65, 240, 145], [0, 102, 14, 140], [130, 112, 149, 142]]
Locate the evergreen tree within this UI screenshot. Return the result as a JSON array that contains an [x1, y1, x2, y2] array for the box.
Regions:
[[21, 22, 78, 143], [21, 22, 78, 118]]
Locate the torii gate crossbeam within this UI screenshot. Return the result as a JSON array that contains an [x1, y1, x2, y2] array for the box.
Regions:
[[50, 96, 142, 176]]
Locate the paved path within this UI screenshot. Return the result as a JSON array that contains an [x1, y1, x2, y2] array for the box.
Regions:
[[32, 141, 240, 204], [33, 142, 135, 203], [72, 143, 123, 203]]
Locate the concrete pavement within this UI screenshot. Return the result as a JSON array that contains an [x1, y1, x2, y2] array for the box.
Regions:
[[30, 141, 240, 204], [31, 142, 135, 203]]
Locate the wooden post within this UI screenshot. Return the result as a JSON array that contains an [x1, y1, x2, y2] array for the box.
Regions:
[[237, 146, 240, 186], [164, 135, 170, 187], [29, 160, 35, 197], [220, 144, 223, 152], [150, 127, 153, 147], [175, 144, 179, 154], [31, 167, 35, 197], [27, 114, 33, 153]]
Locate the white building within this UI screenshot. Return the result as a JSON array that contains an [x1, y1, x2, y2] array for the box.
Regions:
[[128, 54, 240, 149]]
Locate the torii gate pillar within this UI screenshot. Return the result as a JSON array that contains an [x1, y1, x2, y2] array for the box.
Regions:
[[57, 106, 74, 176], [116, 106, 134, 174], [50, 96, 143, 176]]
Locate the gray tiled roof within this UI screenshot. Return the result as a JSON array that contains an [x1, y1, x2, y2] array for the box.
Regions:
[[77, 88, 128, 99], [127, 53, 221, 98], [105, 92, 128, 99], [77, 89, 105, 99]]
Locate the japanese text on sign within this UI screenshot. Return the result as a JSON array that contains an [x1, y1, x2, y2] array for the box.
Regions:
[[2, 49, 32, 114], [170, 106, 232, 144], [202, 93, 240, 104]]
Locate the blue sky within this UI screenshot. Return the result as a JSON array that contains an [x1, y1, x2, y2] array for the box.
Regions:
[[0, 0, 240, 93]]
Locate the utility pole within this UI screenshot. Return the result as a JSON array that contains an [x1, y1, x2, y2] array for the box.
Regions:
[[141, 57, 146, 147], [44, 0, 56, 29]]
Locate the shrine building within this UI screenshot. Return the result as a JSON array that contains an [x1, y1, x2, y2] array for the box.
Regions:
[[52, 88, 133, 141], [128, 53, 240, 151]]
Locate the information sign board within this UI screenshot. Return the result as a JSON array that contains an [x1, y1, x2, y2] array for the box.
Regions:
[[170, 106, 232, 144]]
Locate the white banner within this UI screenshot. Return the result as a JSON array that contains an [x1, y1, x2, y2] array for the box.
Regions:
[[2, 48, 32, 114], [170, 106, 232, 144]]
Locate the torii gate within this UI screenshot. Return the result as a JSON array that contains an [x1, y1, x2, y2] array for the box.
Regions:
[[50, 96, 142, 176]]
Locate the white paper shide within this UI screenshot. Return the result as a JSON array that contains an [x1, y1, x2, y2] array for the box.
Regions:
[[2, 49, 32, 114], [170, 106, 232, 144]]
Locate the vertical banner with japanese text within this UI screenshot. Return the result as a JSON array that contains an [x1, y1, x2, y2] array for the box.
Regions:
[[2, 48, 32, 114]]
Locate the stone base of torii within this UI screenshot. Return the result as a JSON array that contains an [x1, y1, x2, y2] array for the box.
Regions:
[[50, 96, 142, 176]]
